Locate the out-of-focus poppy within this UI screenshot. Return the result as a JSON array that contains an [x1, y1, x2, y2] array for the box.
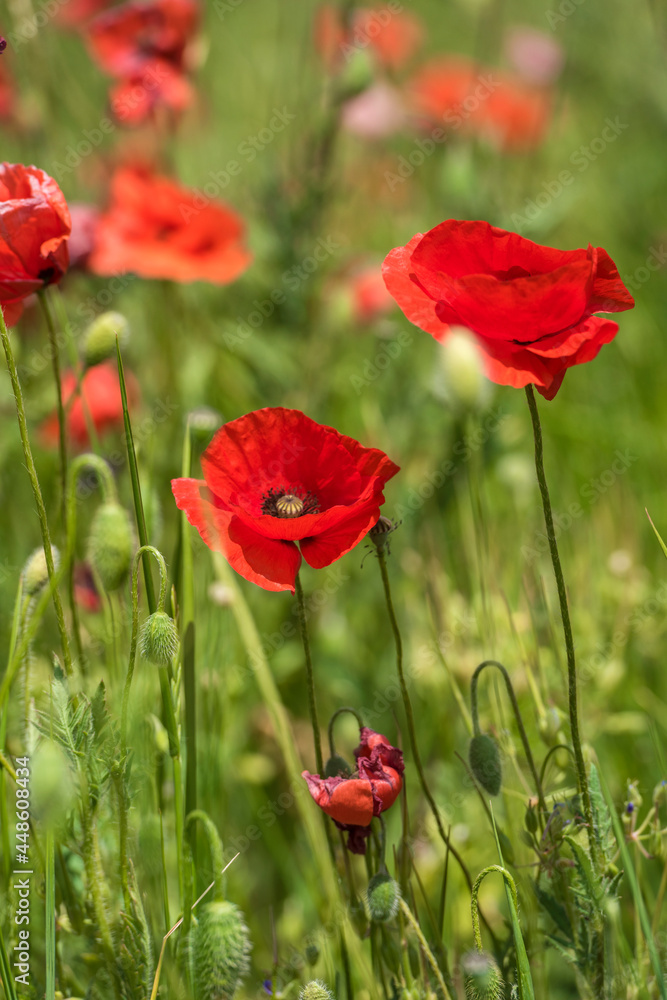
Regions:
[[172, 407, 399, 593], [303, 727, 404, 853], [88, 165, 252, 284], [67, 203, 101, 270], [314, 4, 423, 73], [383, 219, 635, 399], [85, 0, 199, 122], [409, 56, 552, 152], [0, 162, 71, 326], [40, 361, 139, 447]]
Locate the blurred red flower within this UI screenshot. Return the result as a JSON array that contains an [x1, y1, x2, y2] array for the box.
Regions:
[[74, 563, 102, 613], [88, 165, 252, 284], [314, 4, 423, 72], [0, 59, 15, 121], [349, 265, 396, 323], [172, 407, 399, 593], [409, 57, 552, 152], [303, 727, 404, 853], [55, 0, 118, 28], [0, 162, 71, 326], [40, 361, 139, 447], [383, 219, 635, 399], [86, 0, 199, 121], [67, 203, 102, 269]]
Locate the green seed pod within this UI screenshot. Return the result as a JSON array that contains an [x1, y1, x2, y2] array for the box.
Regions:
[[461, 950, 504, 1000], [524, 802, 538, 834], [304, 942, 320, 966], [87, 502, 134, 592], [469, 733, 502, 797], [366, 872, 401, 923], [323, 753, 352, 778], [189, 900, 251, 1000], [139, 611, 180, 667], [23, 545, 60, 596], [299, 982, 336, 1000], [83, 311, 130, 367]]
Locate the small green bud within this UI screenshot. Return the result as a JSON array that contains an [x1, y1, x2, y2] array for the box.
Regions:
[[189, 900, 251, 1000], [461, 950, 504, 1000], [304, 942, 320, 966], [300, 982, 336, 1000], [469, 734, 502, 797], [87, 502, 134, 591], [188, 406, 224, 441], [323, 753, 352, 778], [139, 612, 180, 667], [23, 545, 60, 596], [366, 872, 401, 923], [524, 802, 538, 834], [436, 328, 488, 412], [83, 311, 129, 367]]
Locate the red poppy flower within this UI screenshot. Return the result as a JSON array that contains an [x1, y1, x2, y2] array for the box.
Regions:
[[0, 163, 71, 326], [86, 0, 198, 121], [74, 563, 102, 613], [0, 59, 15, 121], [172, 407, 399, 593], [303, 727, 404, 854], [67, 203, 102, 269], [40, 361, 140, 448], [88, 165, 252, 284], [55, 0, 117, 28], [382, 219, 635, 399], [314, 5, 422, 72], [349, 265, 396, 324], [409, 57, 551, 152]]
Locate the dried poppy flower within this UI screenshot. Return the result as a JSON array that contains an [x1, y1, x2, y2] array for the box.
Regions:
[[40, 361, 139, 448], [88, 165, 252, 284], [0, 162, 71, 326], [382, 219, 635, 399], [409, 56, 552, 152], [172, 407, 399, 593], [303, 727, 404, 854]]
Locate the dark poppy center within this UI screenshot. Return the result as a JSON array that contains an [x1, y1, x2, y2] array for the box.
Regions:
[[261, 486, 320, 518]]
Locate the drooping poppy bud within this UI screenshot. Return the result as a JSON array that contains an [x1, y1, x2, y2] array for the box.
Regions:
[[87, 501, 134, 591], [188, 900, 251, 1000], [469, 733, 502, 797], [83, 310, 129, 367], [139, 611, 180, 667], [22, 545, 60, 596], [366, 872, 400, 923], [461, 950, 504, 1000]]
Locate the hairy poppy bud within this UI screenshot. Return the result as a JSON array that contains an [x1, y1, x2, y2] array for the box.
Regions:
[[469, 734, 502, 797], [300, 982, 336, 1000], [189, 900, 251, 1000], [23, 545, 60, 596], [461, 950, 504, 999], [366, 872, 401, 923], [83, 311, 130, 367], [87, 501, 134, 591], [525, 802, 538, 834], [437, 327, 487, 412], [323, 753, 352, 778], [139, 612, 180, 667]]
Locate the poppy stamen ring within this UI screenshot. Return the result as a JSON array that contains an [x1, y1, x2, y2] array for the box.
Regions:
[[261, 486, 320, 518]]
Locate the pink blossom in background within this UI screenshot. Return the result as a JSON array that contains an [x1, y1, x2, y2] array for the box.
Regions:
[[342, 82, 406, 139], [504, 27, 565, 86]]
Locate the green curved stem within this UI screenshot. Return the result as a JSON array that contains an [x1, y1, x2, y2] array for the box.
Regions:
[[524, 387, 598, 866], [539, 743, 577, 791], [295, 572, 324, 774], [0, 306, 72, 675], [470, 659, 547, 814], [327, 705, 364, 757], [185, 810, 225, 901]]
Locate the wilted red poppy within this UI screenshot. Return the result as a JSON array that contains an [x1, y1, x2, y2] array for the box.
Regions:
[[86, 0, 198, 121], [172, 407, 399, 593], [409, 57, 551, 152], [88, 165, 252, 284], [303, 727, 404, 854], [0, 162, 71, 326], [314, 4, 422, 72], [382, 219, 635, 399], [40, 361, 139, 447]]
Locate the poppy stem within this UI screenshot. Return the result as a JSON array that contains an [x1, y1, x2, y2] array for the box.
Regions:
[[38, 291, 68, 533], [0, 305, 73, 676], [524, 385, 599, 866], [375, 551, 491, 925], [295, 572, 324, 775]]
